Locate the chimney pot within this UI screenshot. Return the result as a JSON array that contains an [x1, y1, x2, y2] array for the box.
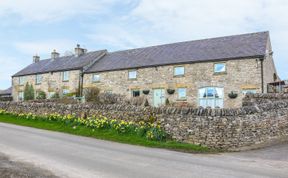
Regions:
[[33, 55, 40, 63], [51, 49, 60, 60], [75, 44, 87, 57]]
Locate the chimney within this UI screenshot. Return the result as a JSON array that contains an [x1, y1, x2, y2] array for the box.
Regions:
[[75, 44, 87, 57], [51, 49, 60, 60], [33, 55, 40, 63]]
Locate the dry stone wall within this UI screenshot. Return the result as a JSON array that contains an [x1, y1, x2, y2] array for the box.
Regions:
[[1, 94, 288, 151]]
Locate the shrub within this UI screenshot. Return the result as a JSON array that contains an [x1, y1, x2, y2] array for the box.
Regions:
[[36, 90, 46, 100], [51, 92, 60, 99], [24, 83, 34, 101], [83, 87, 100, 102], [165, 98, 170, 106]]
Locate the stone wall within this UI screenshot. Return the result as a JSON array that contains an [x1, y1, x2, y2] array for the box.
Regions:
[[84, 58, 263, 108], [1, 94, 288, 151]]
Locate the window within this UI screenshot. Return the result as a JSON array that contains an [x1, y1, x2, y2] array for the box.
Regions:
[[62, 71, 69, 81], [128, 70, 137, 79], [214, 63, 226, 73], [132, 90, 140, 97], [62, 89, 70, 95], [174, 66, 185, 76], [19, 76, 25, 85], [48, 92, 55, 99], [92, 74, 100, 82], [18, 91, 24, 101], [178, 88, 187, 100], [199, 87, 224, 108], [35, 74, 42, 84], [242, 89, 257, 95]]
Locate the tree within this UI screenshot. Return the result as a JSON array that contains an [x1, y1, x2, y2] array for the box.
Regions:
[[24, 83, 35, 101]]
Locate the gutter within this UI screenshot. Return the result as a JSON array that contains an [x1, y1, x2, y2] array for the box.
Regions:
[[260, 57, 265, 93]]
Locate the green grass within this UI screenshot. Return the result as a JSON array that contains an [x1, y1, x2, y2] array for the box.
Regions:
[[0, 114, 211, 153]]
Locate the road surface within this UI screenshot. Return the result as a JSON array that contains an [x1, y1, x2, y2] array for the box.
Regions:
[[0, 122, 287, 178]]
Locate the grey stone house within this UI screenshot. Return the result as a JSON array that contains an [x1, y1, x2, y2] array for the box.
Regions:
[[83, 31, 278, 108], [12, 31, 278, 108], [12, 45, 106, 101], [0, 87, 12, 101]]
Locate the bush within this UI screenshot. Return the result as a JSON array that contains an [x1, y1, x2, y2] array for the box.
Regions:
[[51, 92, 60, 99], [24, 83, 34, 101], [83, 87, 100, 102], [36, 90, 46, 100]]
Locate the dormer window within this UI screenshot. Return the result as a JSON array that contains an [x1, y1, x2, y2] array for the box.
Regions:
[[62, 71, 69, 82]]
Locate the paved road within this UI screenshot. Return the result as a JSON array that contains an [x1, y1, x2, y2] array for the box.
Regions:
[[0, 123, 287, 178]]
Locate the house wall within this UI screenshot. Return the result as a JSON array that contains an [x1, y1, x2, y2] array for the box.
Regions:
[[12, 70, 81, 101], [83, 58, 263, 108], [263, 36, 279, 92]]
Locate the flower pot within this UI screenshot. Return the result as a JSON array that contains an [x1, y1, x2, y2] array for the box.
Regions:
[[142, 90, 150, 95], [167, 89, 175, 95]]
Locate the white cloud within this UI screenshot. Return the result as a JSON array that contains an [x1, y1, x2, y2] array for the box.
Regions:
[[130, 0, 288, 78], [0, 0, 131, 23]]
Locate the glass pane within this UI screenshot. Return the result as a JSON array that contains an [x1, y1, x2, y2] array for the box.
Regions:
[[214, 63, 226, 73], [206, 87, 215, 98], [132, 90, 140, 97], [93, 74, 100, 82], [178, 88, 186, 99], [129, 71, 137, 79], [199, 88, 206, 98], [215, 87, 223, 98], [174, 67, 184, 76]]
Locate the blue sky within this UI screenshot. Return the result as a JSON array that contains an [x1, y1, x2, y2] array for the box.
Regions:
[[0, 0, 288, 89]]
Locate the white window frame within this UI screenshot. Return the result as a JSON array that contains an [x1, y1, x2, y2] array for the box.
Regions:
[[62, 71, 69, 81], [214, 63, 226, 73], [92, 74, 100, 82], [132, 90, 140, 97], [18, 91, 24, 101], [35, 74, 42, 84], [174, 66, 185, 76], [128, 70, 137, 80], [19, 76, 25, 85], [178, 88, 187, 100], [48, 92, 55, 99], [242, 89, 257, 95], [198, 87, 224, 108]]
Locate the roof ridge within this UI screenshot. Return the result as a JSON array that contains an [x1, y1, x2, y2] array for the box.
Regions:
[[108, 31, 269, 55]]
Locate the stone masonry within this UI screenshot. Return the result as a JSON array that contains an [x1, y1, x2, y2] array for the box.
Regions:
[[1, 93, 288, 151]]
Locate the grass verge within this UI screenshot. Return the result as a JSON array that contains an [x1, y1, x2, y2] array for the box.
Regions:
[[0, 114, 211, 153]]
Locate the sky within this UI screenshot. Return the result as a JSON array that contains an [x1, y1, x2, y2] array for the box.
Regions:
[[0, 0, 288, 89]]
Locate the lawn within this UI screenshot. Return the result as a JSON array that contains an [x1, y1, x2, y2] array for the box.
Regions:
[[0, 114, 211, 153]]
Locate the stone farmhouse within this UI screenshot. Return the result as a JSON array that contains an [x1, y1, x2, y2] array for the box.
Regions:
[[12, 31, 278, 108]]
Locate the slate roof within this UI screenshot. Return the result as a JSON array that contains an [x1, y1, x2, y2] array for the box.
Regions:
[[85, 31, 269, 73], [13, 50, 107, 77], [0, 87, 12, 96]]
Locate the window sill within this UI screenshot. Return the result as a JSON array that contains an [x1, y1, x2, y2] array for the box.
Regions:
[[213, 72, 227, 75], [62, 80, 69, 82], [35, 83, 41, 85], [173, 75, 185, 78], [92, 81, 100, 83], [128, 78, 137, 81], [177, 98, 187, 101]]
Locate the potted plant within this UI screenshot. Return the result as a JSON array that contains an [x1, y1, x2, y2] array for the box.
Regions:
[[142, 89, 150, 95], [167, 89, 175, 95], [228, 91, 238, 99]]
